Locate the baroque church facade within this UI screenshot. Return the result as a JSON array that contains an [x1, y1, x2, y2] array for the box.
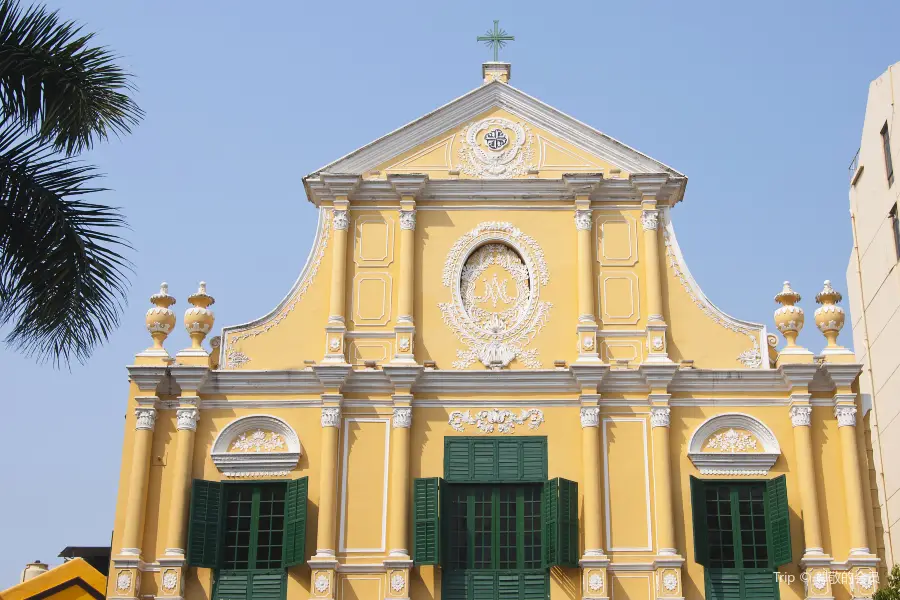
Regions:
[[109, 61, 880, 600]]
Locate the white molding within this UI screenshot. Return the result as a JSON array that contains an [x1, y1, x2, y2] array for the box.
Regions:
[[687, 412, 780, 476], [306, 81, 683, 181], [353, 272, 393, 326], [600, 272, 641, 325], [211, 415, 301, 477], [354, 215, 395, 266], [603, 417, 653, 552], [338, 418, 390, 554], [596, 216, 638, 267]]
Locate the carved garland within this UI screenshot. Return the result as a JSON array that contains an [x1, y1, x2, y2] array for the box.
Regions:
[[223, 209, 332, 368], [449, 408, 544, 434], [688, 413, 780, 476], [661, 213, 762, 368], [211, 415, 302, 477], [439, 222, 552, 369], [456, 117, 534, 179]]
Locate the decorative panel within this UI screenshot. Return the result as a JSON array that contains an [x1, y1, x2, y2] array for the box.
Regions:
[[339, 419, 390, 553], [338, 575, 383, 600], [604, 418, 652, 551], [596, 216, 638, 267], [600, 273, 641, 325], [354, 215, 395, 267], [599, 340, 642, 363], [352, 273, 393, 326], [611, 574, 652, 600], [349, 340, 391, 365]]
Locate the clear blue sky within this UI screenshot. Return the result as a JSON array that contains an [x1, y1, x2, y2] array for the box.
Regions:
[[1, 0, 897, 587]]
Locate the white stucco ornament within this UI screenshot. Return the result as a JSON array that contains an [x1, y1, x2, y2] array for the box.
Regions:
[[449, 408, 544, 433], [390, 573, 405, 592], [314, 573, 329, 594], [812, 571, 828, 591], [211, 415, 302, 477], [439, 222, 552, 369], [688, 413, 780, 475], [588, 573, 603, 591], [857, 570, 875, 591], [663, 572, 678, 592], [162, 570, 178, 592], [116, 571, 132, 592], [705, 428, 758, 453], [456, 117, 534, 178]]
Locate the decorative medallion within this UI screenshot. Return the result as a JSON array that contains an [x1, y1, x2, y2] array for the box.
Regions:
[[705, 428, 759, 453], [812, 571, 828, 591], [116, 571, 132, 592], [857, 570, 875, 591], [390, 573, 406, 593], [582, 336, 594, 350], [457, 118, 534, 178], [230, 430, 286, 452], [226, 349, 251, 369], [449, 408, 544, 434], [314, 573, 329, 594], [651, 337, 665, 351], [439, 222, 551, 369], [398, 337, 411, 352], [162, 570, 178, 592], [588, 573, 603, 591], [662, 572, 678, 592], [329, 337, 341, 352]]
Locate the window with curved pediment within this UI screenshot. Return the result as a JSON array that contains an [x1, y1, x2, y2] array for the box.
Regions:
[[687, 413, 780, 476], [211, 415, 302, 477]]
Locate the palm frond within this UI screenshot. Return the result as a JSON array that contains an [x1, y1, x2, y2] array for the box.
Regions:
[[0, 0, 143, 155], [0, 120, 131, 365]]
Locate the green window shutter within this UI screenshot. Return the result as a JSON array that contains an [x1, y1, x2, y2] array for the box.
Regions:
[[689, 476, 709, 566], [213, 570, 249, 600], [413, 477, 442, 565], [765, 475, 792, 567], [543, 478, 578, 568], [213, 570, 286, 600], [282, 477, 308, 568], [498, 439, 519, 480], [742, 571, 778, 599], [187, 479, 224, 568], [473, 439, 498, 481], [442, 571, 468, 600], [705, 569, 742, 600], [520, 438, 547, 481], [521, 572, 549, 600], [471, 572, 497, 600], [446, 438, 474, 482]]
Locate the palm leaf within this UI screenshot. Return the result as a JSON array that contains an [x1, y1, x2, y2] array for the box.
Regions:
[[0, 120, 131, 365], [0, 0, 143, 154]]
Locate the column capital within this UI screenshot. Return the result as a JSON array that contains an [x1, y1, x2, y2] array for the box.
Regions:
[[641, 208, 659, 231], [789, 405, 812, 428], [574, 209, 592, 231], [580, 407, 600, 428], [835, 405, 857, 427], [135, 406, 157, 431], [332, 209, 349, 231], [399, 209, 416, 230], [650, 406, 671, 428], [176, 407, 199, 431], [392, 406, 412, 428], [321, 406, 342, 428]]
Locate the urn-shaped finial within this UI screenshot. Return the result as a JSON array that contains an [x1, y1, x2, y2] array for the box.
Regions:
[[774, 281, 804, 347], [814, 280, 846, 348], [145, 282, 176, 352], [184, 281, 215, 350]]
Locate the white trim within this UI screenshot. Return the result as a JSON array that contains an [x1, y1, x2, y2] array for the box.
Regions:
[[210, 415, 301, 477], [687, 412, 780, 476], [338, 418, 391, 553], [307, 81, 682, 179], [603, 417, 653, 552]]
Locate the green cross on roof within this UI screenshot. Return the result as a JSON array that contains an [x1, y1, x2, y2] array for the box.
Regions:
[[477, 20, 514, 62]]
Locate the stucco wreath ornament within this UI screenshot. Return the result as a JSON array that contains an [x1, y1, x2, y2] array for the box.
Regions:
[[439, 222, 552, 369]]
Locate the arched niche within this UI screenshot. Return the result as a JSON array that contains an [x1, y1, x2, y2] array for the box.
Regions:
[[211, 415, 302, 478], [688, 413, 780, 476]]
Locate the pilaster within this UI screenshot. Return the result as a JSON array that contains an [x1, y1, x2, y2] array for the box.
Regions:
[[388, 174, 426, 366], [564, 174, 603, 365]]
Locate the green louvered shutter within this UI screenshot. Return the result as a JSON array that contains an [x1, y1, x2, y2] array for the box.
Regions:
[[471, 572, 497, 600], [413, 477, 442, 565], [543, 478, 578, 567], [187, 479, 224, 568], [520, 438, 547, 481], [473, 439, 497, 481], [283, 477, 308, 567], [442, 571, 468, 600], [765, 475, 792, 567], [213, 570, 249, 600], [498, 439, 520, 480], [742, 571, 779, 599], [445, 438, 474, 481], [521, 572, 550, 599], [705, 570, 742, 600], [689, 476, 709, 566]]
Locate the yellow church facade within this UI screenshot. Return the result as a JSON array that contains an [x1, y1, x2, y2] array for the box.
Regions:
[[108, 62, 880, 600]]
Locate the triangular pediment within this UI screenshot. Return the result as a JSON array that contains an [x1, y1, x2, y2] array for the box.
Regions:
[[306, 81, 682, 181]]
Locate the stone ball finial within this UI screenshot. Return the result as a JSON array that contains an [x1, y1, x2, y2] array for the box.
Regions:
[[145, 282, 176, 351], [184, 281, 216, 350], [774, 281, 804, 347], [815, 280, 846, 348]]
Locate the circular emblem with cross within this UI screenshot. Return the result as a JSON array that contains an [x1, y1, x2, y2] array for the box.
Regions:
[[484, 128, 509, 151]]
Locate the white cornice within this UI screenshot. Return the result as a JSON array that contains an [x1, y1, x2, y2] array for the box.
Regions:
[[196, 364, 857, 396], [304, 82, 684, 184]]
